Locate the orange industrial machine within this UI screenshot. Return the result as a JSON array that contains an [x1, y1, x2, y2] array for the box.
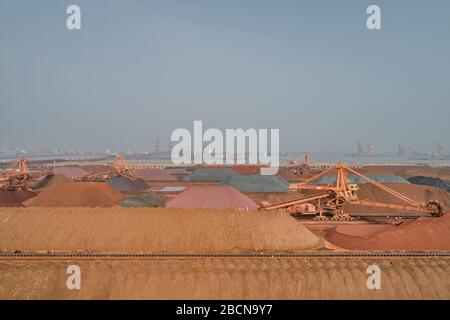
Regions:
[[290, 154, 322, 177], [82, 155, 138, 182], [0, 156, 32, 191], [289, 154, 309, 166], [262, 163, 445, 220]]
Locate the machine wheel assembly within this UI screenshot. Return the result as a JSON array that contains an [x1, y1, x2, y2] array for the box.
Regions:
[[331, 213, 354, 221], [426, 200, 445, 217], [314, 215, 329, 221]]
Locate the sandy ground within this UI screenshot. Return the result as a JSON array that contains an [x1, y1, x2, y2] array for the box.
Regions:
[[0, 257, 448, 299]]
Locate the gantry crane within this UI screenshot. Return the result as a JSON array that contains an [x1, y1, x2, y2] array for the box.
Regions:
[[81, 155, 138, 182], [0, 156, 32, 191], [262, 163, 445, 220]]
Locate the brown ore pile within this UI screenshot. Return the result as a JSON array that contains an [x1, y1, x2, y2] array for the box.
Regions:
[[0, 208, 324, 253], [23, 182, 123, 207], [1, 257, 448, 299], [345, 183, 450, 213], [325, 213, 450, 250], [0, 190, 36, 207]]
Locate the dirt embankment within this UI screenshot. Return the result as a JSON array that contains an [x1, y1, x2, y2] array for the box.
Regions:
[[166, 185, 258, 210], [0, 258, 448, 299], [0, 190, 36, 207], [24, 182, 123, 207], [33, 174, 73, 189], [325, 213, 450, 250], [106, 176, 148, 193], [408, 176, 450, 192], [0, 208, 324, 253], [361, 165, 450, 181]]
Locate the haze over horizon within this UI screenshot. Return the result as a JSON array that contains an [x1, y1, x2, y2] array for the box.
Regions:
[[1, 0, 449, 153]]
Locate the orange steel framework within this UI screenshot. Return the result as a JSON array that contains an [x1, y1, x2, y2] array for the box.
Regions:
[[291, 153, 322, 176], [263, 163, 445, 220], [82, 155, 138, 182], [0, 156, 32, 191]]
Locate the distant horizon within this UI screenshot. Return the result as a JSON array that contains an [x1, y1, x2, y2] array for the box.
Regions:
[[0, 141, 446, 155], [0, 145, 447, 158], [1, 1, 449, 152]]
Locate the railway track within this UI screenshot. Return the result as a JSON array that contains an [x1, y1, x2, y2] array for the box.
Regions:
[[1, 251, 449, 260]]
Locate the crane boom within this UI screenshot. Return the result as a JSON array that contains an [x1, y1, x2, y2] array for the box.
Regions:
[[262, 192, 330, 211], [82, 155, 138, 181]]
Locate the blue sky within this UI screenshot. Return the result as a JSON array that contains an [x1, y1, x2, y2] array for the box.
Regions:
[[1, 0, 449, 152]]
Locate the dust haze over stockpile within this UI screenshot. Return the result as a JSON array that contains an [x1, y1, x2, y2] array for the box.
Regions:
[[0, 0, 449, 152]]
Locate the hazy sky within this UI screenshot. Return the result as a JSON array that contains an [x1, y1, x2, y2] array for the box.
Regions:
[[1, 0, 449, 152]]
